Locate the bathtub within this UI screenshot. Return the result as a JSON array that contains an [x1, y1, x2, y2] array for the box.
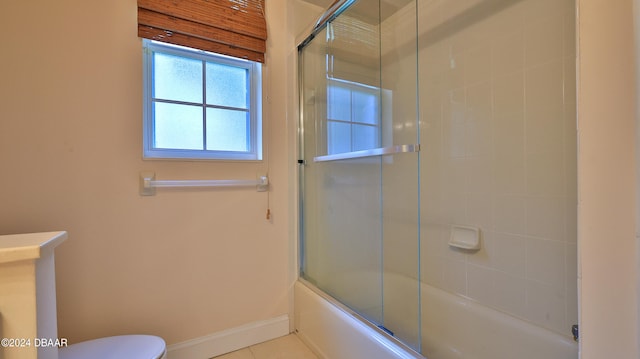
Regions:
[[294, 274, 578, 359]]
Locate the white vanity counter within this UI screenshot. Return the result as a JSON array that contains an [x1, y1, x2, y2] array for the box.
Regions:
[[0, 231, 67, 359], [0, 232, 67, 264]]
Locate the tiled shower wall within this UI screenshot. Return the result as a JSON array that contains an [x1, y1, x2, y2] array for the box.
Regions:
[[416, 0, 577, 336]]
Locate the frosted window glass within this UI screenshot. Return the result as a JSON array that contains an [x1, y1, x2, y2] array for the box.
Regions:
[[327, 122, 351, 154], [206, 108, 249, 151], [206, 62, 248, 108], [154, 102, 203, 150], [352, 91, 378, 125], [143, 40, 261, 160], [353, 125, 377, 151], [326, 81, 380, 155], [328, 86, 351, 121], [153, 53, 203, 103]]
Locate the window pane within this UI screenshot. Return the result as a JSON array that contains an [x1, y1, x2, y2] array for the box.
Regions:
[[206, 62, 248, 108], [327, 85, 351, 121], [154, 102, 203, 150], [352, 91, 378, 125], [327, 121, 351, 154], [143, 40, 262, 160], [153, 52, 203, 103], [206, 108, 249, 151], [353, 124, 378, 151]]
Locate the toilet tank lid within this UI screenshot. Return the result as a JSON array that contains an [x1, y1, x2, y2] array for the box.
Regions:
[[59, 335, 166, 359]]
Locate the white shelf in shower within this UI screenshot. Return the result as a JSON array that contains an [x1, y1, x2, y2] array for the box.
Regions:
[[313, 144, 420, 163]]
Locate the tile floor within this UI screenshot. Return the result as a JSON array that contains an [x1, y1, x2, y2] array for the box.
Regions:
[[212, 334, 318, 359]]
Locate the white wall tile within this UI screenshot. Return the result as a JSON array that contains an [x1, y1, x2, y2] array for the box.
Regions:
[[563, 10, 577, 58], [493, 195, 526, 234], [465, 83, 493, 157], [442, 89, 466, 157], [526, 196, 566, 241], [422, 254, 445, 287], [441, 158, 467, 193], [526, 151, 565, 196], [443, 258, 467, 295], [564, 104, 578, 202], [525, 237, 565, 289], [525, 109, 564, 155], [525, 280, 567, 334], [525, 61, 564, 114], [565, 242, 578, 329], [492, 232, 526, 277], [493, 71, 525, 115], [465, 156, 493, 195], [465, 44, 492, 85], [563, 57, 577, 105], [422, 225, 447, 256], [493, 151, 526, 195], [565, 242, 578, 291], [525, 14, 564, 67], [492, 31, 525, 77], [494, 271, 527, 318], [521, 0, 566, 24], [466, 191, 493, 234], [446, 50, 466, 90], [418, 0, 576, 334], [467, 264, 496, 305], [493, 112, 526, 194]]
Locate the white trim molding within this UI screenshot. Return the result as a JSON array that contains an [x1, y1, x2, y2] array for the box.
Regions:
[[166, 315, 290, 359]]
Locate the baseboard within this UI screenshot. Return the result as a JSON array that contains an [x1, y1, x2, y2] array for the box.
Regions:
[[166, 314, 290, 359]]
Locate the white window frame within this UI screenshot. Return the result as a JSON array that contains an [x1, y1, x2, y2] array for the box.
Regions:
[[142, 40, 262, 161]]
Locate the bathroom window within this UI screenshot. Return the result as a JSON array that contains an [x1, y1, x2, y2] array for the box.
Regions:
[[326, 78, 380, 155], [142, 40, 262, 161]]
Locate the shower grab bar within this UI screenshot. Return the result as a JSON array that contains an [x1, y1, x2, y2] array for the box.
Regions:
[[298, 0, 357, 49], [139, 171, 269, 196], [313, 144, 420, 162]]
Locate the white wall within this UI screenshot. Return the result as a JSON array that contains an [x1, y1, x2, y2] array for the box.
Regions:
[[0, 0, 294, 348], [577, 0, 639, 357]]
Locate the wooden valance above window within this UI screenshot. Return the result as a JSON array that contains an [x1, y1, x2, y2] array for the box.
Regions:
[[138, 0, 267, 63]]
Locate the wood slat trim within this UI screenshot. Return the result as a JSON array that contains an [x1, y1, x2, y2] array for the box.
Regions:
[[139, 8, 265, 53], [138, 0, 266, 41], [139, 25, 265, 63]]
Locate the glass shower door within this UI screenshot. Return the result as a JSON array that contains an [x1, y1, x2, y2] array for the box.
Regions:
[[299, 0, 421, 351], [300, 14, 385, 327], [379, 0, 421, 349]]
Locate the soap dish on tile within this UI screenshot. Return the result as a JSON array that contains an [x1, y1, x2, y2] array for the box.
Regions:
[[448, 225, 481, 250]]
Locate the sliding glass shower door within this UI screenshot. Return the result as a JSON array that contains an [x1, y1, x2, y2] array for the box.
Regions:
[[298, 0, 421, 350]]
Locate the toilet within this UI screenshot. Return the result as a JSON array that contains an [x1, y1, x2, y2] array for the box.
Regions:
[[59, 335, 167, 359]]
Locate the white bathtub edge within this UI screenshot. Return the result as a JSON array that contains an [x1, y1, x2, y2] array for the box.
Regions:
[[295, 280, 423, 359], [296, 274, 578, 359]]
